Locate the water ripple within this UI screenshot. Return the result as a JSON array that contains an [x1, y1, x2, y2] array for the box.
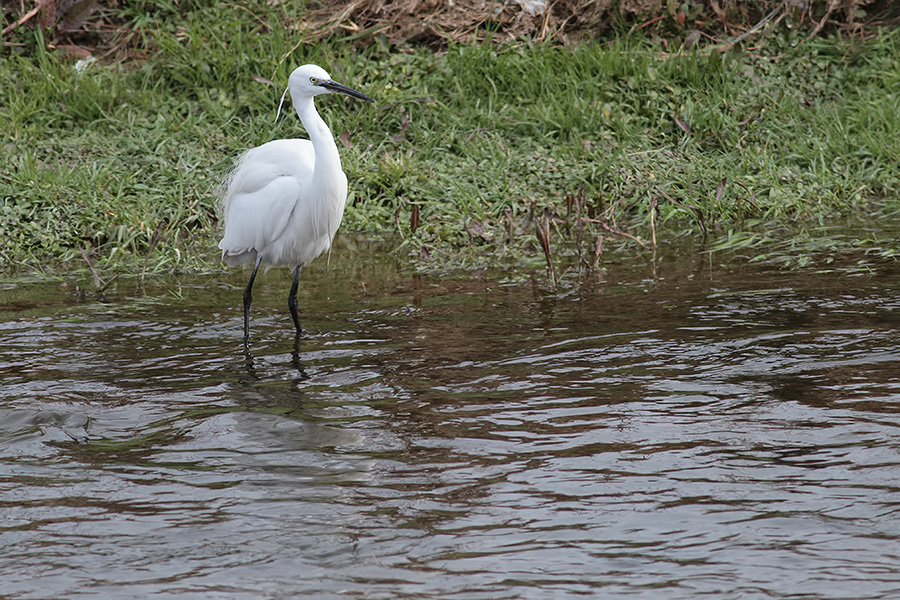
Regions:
[[1, 259, 900, 598]]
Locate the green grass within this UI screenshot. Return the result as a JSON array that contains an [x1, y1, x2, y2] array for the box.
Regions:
[[1, 2, 898, 278]]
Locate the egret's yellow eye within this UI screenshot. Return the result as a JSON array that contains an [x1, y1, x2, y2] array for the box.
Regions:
[[309, 77, 318, 85]]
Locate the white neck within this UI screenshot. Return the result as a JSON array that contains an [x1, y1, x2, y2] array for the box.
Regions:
[[293, 95, 341, 178]]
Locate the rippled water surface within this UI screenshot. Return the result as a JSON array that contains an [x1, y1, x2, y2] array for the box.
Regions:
[[2, 243, 900, 599]]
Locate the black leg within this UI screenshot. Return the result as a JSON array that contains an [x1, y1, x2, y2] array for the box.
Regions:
[[242, 255, 262, 345], [290, 331, 307, 377], [288, 264, 303, 335]]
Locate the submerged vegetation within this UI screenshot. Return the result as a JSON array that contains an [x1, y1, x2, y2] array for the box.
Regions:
[[1, 1, 898, 279]]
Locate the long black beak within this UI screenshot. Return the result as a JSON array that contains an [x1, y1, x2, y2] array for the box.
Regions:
[[321, 79, 374, 103]]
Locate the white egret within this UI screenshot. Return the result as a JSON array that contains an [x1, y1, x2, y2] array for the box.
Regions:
[[218, 64, 373, 343]]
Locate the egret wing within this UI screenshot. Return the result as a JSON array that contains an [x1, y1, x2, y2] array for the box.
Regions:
[[218, 139, 316, 265], [218, 175, 301, 261]]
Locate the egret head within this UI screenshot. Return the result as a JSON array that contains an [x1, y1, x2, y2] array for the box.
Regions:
[[287, 64, 374, 103]]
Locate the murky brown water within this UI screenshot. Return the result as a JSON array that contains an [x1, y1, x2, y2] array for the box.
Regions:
[[2, 240, 900, 599]]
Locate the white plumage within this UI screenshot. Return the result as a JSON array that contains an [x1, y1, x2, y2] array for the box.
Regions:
[[219, 138, 337, 268], [217, 64, 373, 343]]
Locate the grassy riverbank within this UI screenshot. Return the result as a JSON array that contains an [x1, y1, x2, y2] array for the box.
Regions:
[[1, 2, 898, 278]]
